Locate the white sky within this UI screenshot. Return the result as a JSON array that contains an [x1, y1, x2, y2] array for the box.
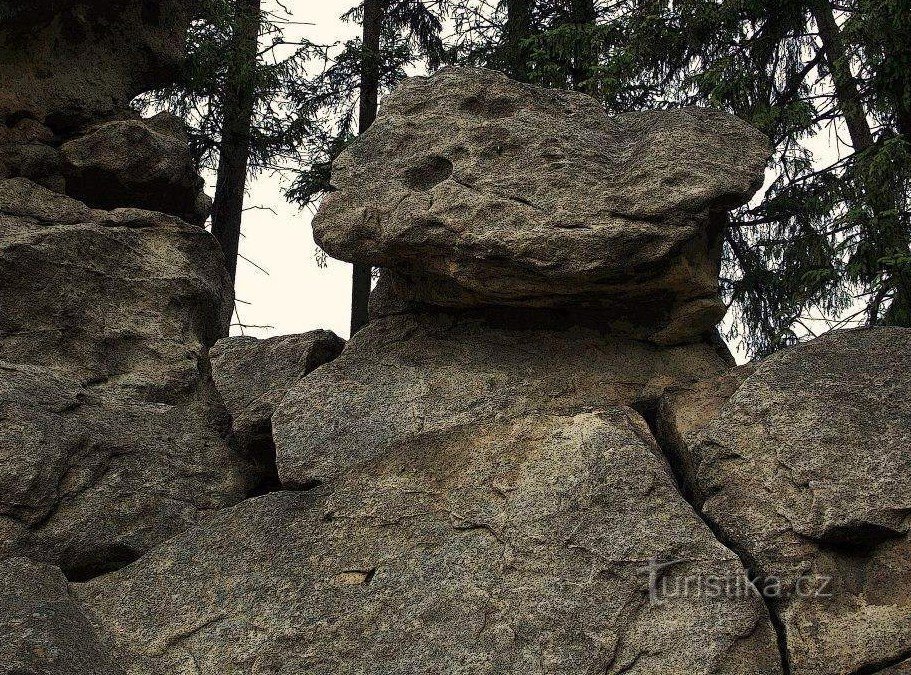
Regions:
[[228, 0, 360, 340]]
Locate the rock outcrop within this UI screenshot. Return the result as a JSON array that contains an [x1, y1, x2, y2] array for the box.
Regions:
[[210, 331, 345, 490], [78, 409, 782, 675], [314, 67, 771, 345], [274, 309, 735, 488], [0, 557, 124, 674], [656, 328, 911, 675], [0, 0, 197, 129], [0, 0, 250, 580], [2, 25, 909, 675]]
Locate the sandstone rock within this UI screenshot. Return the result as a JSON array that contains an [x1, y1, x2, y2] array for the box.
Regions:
[[273, 309, 734, 489], [210, 331, 345, 490], [656, 328, 911, 675], [313, 67, 770, 344], [77, 409, 782, 674], [0, 179, 230, 399], [60, 118, 209, 224], [0, 0, 196, 129], [0, 557, 124, 674]]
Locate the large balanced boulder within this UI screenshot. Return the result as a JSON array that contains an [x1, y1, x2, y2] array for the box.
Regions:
[[656, 328, 911, 675], [210, 331, 345, 490], [77, 409, 783, 674], [314, 67, 771, 344], [273, 309, 734, 488], [0, 557, 124, 674], [0, 0, 197, 129]]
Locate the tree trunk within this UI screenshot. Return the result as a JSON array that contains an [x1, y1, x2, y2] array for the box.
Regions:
[[810, 0, 911, 325], [502, 0, 535, 82], [211, 0, 261, 297], [567, 0, 597, 91], [350, 0, 383, 336]]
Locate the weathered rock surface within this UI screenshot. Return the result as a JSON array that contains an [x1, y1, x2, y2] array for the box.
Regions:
[[0, 361, 250, 580], [60, 117, 209, 224], [656, 328, 911, 675], [78, 409, 782, 674], [211, 331, 345, 490], [314, 67, 770, 344], [0, 556, 124, 674], [0, 179, 252, 577], [0, 178, 229, 398], [273, 308, 734, 489], [0, 0, 197, 129]]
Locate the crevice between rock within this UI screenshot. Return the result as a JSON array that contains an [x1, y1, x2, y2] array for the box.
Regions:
[[632, 398, 792, 675], [851, 650, 911, 675]]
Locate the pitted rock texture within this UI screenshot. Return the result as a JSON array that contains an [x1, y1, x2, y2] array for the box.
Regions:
[[656, 328, 911, 675], [0, 557, 124, 674], [60, 117, 210, 225], [0, 178, 229, 399], [0, 0, 196, 129], [0, 179, 251, 577], [77, 410, 782, 675], [313, 67, 770, 344], [210, 331, 345, 490], [273, 308, 734, 489]]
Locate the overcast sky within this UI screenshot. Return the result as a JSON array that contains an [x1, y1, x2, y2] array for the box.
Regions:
[[227, 0, 361, 340]]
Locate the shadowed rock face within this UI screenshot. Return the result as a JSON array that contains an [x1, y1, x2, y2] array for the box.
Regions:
[[77, 410, 782, 675], [314, 66, 771, 344], [0, 557, 125, 674], [0, 0, 197, 130], [656, 328, 911, 675], [0, 179, 252, 578], [210, 332, 345, 491]]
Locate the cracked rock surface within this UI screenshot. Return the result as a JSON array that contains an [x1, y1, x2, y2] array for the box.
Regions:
[[210, 331, 345, 490], [77, 409, 782, 674], [657, 327, 911, 675], [313, 66, 771, 344], [0, 179, 252, 577]]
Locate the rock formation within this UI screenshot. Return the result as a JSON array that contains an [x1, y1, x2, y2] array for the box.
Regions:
[[210, 331, 345, 491], [0, 557, 124, 675], [656, 328, 911, 674], [0, 0, 252, 581], [314, 67, 771, 345], [2, 17, 910, 673]]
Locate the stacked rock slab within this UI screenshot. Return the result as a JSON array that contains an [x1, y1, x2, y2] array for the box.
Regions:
[[313, 67, 771, 345], [656, 328, 911, 675], [210, 332, 346, 491], [0, 0, 252, 583], [76, 68, 784, 673]]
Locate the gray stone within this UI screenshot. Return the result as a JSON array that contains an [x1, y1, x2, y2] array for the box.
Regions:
[[77, 409, 782, 674], [0, 556, 124, 674], [0, 179, 230, 399], [0, 179, 253, 578], [0, 0, 197, 129], [656, 328, 911, 675], [60, 118, 208, 225], [273, 309, 734, 489], [313, 67, 770, 344], [210, 331, 345, 490]]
